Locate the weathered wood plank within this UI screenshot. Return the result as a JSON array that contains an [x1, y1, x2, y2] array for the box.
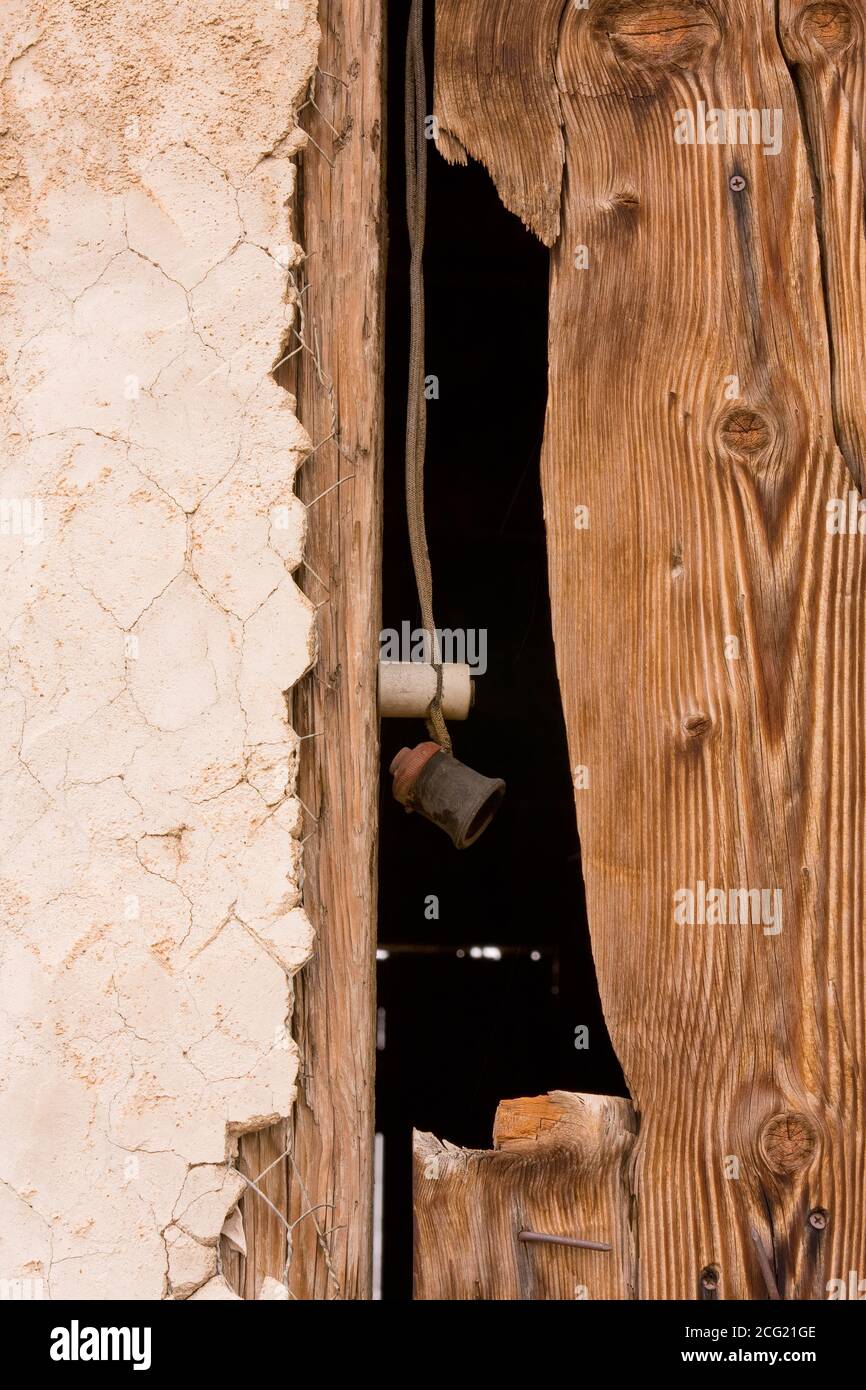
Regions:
[[414, 1092, 637, 1300], [227, 0, 384, 1300], [282, 0, 384, 1302], [435, 0, 866, 1299]]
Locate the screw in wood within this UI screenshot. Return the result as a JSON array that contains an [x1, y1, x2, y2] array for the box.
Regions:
[[518, 1230, 611, 1253], [730, 175, 747, 192], [808, 1209, 828, 1231]]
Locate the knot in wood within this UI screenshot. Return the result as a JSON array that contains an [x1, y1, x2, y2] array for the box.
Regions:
[[758, 1111, 819, 1177], [683, 711, 712, 739], [799, 3, 855, 57], [718, 407, 773, 458], [595, 188, 642, 233], [599, 0, 719, 68], [700, 1265, 719, 1292]]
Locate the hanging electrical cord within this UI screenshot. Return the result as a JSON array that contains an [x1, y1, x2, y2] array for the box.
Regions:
[[384, 0, 506, 850], [404, 0, 451, 754]]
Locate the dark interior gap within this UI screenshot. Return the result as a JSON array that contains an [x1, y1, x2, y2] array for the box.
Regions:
[[376, 0, 627, 1302]]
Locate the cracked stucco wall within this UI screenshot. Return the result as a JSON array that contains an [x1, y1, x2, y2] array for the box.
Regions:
[[0, 0, 320, 1299]]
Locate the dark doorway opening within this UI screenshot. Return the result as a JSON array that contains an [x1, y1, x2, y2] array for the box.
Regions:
[[376, 0, 628, 1301]]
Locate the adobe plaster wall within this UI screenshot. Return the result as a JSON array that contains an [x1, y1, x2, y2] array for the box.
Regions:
[[0, 0, 319, 1298]]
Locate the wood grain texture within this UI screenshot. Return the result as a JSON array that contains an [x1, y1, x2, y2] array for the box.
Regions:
[[228, 0, 384, 1300], [780, 0, 866, 492], [222, 1123, 290, 1299], [414, 1092, 637, 1300], [284, 0, 384, 1301], [433, 0, 565, 244], [436, 0, 866, 1299]]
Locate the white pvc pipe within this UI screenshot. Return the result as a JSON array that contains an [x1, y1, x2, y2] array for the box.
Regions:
[[378, 662, 474, 720]]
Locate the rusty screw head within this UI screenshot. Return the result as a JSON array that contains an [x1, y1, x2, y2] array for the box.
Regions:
[[808, 1209, 828, 1231], [730, 175, 747, 192]]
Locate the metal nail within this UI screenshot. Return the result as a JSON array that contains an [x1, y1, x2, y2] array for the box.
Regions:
[[518, 1230, 611, 1252], [750, 1226, 782, 1301]]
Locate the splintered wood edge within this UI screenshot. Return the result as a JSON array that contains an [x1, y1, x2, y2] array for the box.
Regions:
[[433, 0, 565, 247], [411, 1131, 486, 1182], [413, 1092, 638, 1176], [433, 125, 468, 168], [494, 1091, 637, 1152]]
